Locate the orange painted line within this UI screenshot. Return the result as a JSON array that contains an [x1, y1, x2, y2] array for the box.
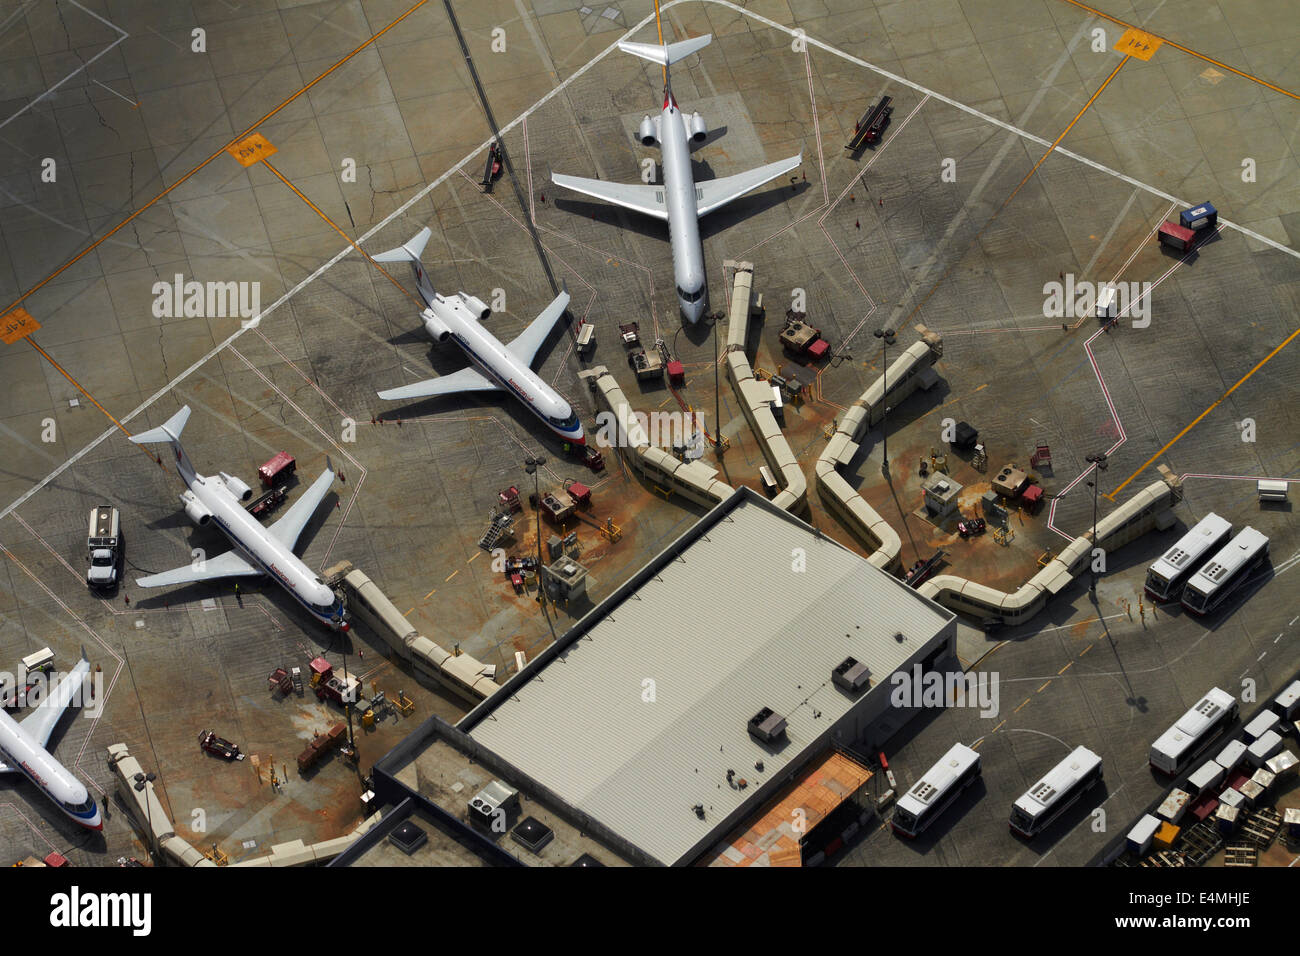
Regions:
[[1036, 680, 1052, 694], [1057, 0, 1300, 102], [25, 338, 153, 459], [904, 56, 1127, 325], [1, 0, 428, 318], [1079, 643, 1094, 657], [1109, 326, 1300, 497], [1014, 697, 1031, 714], [263, 161, 420, 308], [1000, 56, 1129, 214], [1058, 660, 1074, 676]]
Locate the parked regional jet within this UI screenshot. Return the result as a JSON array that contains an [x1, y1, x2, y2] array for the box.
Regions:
[[129, 406, 348, 631], [374, 227, 584, 445], [552, 33, 801, 322], [0, 653, 102, 831]]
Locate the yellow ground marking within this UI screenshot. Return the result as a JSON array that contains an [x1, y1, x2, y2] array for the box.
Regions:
[[1079, 643, 1094, 656], [1109, 326, 1300, 498], [263, 160, 421, 309], [2, 0, 428, 318], [1114, 27, 1162, 61], [1058, 660, 1074, 676], [991, 719, 1006, 734], [445, 569, 460, 582], [1037, 680, 1052, 694], [467, 551, 480, 563], [1, 308, 40, 344], [422, 588, 437, 600], [226, 132, 278, 167], [1057, 0, 1300, 101], [1014, 697, 1031, 714], [405, 607, 415, 616], [902, 56, 1128, 325]]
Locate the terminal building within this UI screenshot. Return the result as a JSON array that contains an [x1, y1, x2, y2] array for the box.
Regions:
[[337, 487, 957, 867]]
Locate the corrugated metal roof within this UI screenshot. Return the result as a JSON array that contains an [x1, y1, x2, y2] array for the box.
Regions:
[[468, 492, 953, 865]]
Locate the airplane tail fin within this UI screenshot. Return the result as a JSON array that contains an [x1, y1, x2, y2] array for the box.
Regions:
[[373, 227, 435, 301], [129, 405, 190, 446], [129, 405, 195, 480], [618, 34, 712, 67], [373, 226, 432, 264]]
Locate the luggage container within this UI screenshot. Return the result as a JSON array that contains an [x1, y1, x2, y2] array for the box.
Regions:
[[1273, 679, 1300, 720], [1158, 221, 1196, 252], [1257, 479, 1288, 503], [1242, 708, 1279, 742], [1186, 759, 1224, 796], [1246, 730, 1282, 767], [1179, 202, 1217, 232], [1126, 813, 1161, 855], [1215, 739, 1248, 772]]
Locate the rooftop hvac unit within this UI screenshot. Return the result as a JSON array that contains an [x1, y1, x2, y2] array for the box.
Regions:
[[748, 707, 787, 744], [468, 779, 520, 829], [832, 656, 871, 693]]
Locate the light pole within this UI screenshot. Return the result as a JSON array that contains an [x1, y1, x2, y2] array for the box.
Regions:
[[1086, 453, 1109, 594], [133, 771, 157, 861], [524, 455, 556, 642], [873, 327, 896, 476]]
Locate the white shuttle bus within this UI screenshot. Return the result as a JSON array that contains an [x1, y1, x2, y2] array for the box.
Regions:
[[891, 742, 981, 838], [1180, 527, 1269, 616], [1144, 513, 1232, 602], [1009, 746, 1102, 838], [1149, 687, 1238, 775]]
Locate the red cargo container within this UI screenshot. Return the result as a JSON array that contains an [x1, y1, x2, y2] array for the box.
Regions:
[[806, 338, 830, 360], [566, 482, 591, 508], [667, 360, 685, 385], [258, 451, 296, 488], [1158, 221, 1196, 252]]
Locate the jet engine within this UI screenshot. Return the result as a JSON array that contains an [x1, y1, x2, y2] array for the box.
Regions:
[[459, 293, 491, 320], [218, 472, 253, 501], [688, 112, 707, 143], [638, 115, 657, 146], [422, 308, 453, 342], [180, 490, 213, 527]]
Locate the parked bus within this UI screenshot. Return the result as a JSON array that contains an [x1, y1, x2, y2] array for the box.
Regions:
[[1144, 513, 1232, 602], [1009, 746, 1102, 838], [1180, 527, 1269, 616], [1149, 687, 1238, 775], [891, 742, 981, 838]]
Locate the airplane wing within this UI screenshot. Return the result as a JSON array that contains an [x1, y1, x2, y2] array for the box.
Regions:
[[377, 365, 500, 402], [136, 549, 261, 588], [506, 291, 571, 366], [18, 657, 92, 751], [267, 467, 335, 549], [551, 173, 669, 222], [696, 153, 803, 217]]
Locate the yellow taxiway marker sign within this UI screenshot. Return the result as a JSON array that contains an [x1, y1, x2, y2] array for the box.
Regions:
[[226, 132, 278, 167], [1114, 28, 1162, 60], [1, 307, 40, 344]]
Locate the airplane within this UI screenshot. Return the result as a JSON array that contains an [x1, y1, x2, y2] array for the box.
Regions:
[[128, 406, 348, 631], [551, 33, 802, 323], [0, 652, 102, 831], [373, 227, 585, 445]]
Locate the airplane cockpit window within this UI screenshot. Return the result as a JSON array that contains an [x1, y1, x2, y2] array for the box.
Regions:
[[677, 286, 705, 303]]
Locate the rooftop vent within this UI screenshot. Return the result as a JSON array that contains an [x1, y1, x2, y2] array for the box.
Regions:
[[511, 816, 555, 854], [832, 656, 871, 693], [570, 853, 605, 867], [468, 779, 520, 831], [387, 821, 427, 855], [748, 707, 788, 744]]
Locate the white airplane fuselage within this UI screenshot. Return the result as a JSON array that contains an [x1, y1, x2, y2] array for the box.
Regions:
[[657, 92, 708, 323], [415, 285, 586, 445], [173, 457, 347, 630], [0, 692, 101, 831]]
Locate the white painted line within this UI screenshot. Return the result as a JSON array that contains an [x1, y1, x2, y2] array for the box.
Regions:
[[0, 0, 128, 131], [1289, 616, 1298, 627], [90, 77, 136, 107], [691, 0, 1299, 261], [3, 0, 1296, 528]]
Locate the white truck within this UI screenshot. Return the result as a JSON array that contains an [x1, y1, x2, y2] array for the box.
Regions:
[[87, 505, 121, 589]]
